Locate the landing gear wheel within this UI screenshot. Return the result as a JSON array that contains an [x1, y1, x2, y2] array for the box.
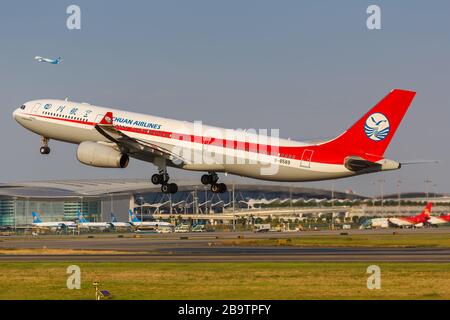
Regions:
[[169, 183, 178, 194], [161, 183, 178, 194], [161, 184, 170, 194], [151, 174, 162, 185], [201, 173, 218, 185], [210, 173, 219, 184], [211, 184, 220, 193], [218, 183, 227, 193], [201, 174, 211, 185], [211, 183, 227, 193], [40, 146, 50, 155], [152, 173, 170, 185]]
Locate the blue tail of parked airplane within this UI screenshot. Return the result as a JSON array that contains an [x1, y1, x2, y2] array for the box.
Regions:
[[31, 212, 42, 223], [129, 210, 140, 223], [110, 213, 118, 223], [77, 210, 88, 223]]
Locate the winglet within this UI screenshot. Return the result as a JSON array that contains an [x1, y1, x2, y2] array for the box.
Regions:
[[99, 112, 114, 125]]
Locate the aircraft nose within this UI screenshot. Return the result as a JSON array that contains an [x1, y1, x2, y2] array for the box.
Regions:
[[12, 109, 19, 120]]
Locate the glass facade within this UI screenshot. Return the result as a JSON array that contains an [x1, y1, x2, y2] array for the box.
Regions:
[[0, 197, 101, 227]]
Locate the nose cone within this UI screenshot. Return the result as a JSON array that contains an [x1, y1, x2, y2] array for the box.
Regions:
[[12, 108, 19, 121]]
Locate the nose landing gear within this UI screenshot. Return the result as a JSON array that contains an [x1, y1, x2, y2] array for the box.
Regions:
[[40, 137, 50, 155], [201, 172, 227, 193]]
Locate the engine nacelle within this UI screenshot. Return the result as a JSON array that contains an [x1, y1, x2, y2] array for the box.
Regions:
[[76, 141, 129, 168]]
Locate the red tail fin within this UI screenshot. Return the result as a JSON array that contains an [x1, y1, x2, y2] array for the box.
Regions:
[[421, 202, 432, 218], [327, 89, 416, 157]]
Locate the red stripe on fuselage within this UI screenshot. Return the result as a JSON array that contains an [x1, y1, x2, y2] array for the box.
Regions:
[[29, 113, 369, 165]]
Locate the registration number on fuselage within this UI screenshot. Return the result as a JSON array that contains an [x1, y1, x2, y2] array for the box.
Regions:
[[275, 158, 291, 166]]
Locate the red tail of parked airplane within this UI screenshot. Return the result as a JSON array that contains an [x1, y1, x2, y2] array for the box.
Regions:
[[389, 202, 432, 227]]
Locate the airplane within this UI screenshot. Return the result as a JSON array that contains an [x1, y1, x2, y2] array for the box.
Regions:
[[129, 210, 173, 228], [388, 202, 432, 228], [427, 213, 450, 226], [13, 89, 417, 194], [109, 213, 133, 228], [359, 217, 389, 229], [31, 211, 76, 229], [77, 211, 111, 229], [34, 56, 63, 65]]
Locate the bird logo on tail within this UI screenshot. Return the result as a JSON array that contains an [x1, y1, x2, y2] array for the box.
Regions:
[[364, 113, 390, 141]]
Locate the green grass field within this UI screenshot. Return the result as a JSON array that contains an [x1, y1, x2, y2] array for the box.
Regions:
[[1, 262, 450, 300], [218, 233, 450, 248]]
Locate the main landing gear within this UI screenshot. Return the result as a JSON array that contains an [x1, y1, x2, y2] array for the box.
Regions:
[[151, 171, 178, 194], [201, 172, 227, 193], [40, 137, 50, 155]]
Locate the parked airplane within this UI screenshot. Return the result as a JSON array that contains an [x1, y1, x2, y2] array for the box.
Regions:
[[13, 89, 416, 194], [31, 212, 76, 229], [129, 210, 173, 228], [77, 211, 111, 229], [427, 213, 450, 226], [34, 56, 62, 65], [388, 203, 432, 228], [359, 217, 389, 229], [109, 213, 132, 228]]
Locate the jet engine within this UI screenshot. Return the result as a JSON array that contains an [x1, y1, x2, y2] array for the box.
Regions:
[[76, 141, 129, 168]]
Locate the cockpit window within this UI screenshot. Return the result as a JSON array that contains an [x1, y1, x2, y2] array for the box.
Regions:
[[20, 105, 26, 110]]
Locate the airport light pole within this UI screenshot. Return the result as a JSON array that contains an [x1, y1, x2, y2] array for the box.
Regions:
[[110, 192, 114, 215], [13, 197, 17, 233], [204, 186, 208, 215], [78, 196, 83, 222], [289, 186, 292, 208], [193, 188, 199, 215], [378, 179, 385, 212], [396, 179, 402, 215], [138, 195, 144, 222], [331, 182, 335, 207], [370, 180, 378, 208], [425, 178, 432, 201], [25, 197, 29, 226]]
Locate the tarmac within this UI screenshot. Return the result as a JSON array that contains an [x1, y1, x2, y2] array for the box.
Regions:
[[1, 228, 450, 263]]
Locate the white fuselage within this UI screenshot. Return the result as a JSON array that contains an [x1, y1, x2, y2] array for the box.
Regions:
[[428, 216, 450, 225], [32, 221, 77, 228], [13, 99, 356, 182], [78, 222, 111, 229], [110, 222, 133, 228], [131, 221, 173, 228]]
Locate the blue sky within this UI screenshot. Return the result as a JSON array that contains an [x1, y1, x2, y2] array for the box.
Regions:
[[1, 1, 449, 196]]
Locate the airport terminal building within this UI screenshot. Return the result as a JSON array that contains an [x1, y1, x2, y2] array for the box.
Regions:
[[0, 179, 360, 227], [0, 180, 154, 227]]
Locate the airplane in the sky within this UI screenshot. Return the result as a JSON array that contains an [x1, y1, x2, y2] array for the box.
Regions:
[[31, 212, 76, 229], [76, 211, 111, 229], [13, 89, 416, 194], [388, 202, 432, 228], [34, 56, 63, 65]]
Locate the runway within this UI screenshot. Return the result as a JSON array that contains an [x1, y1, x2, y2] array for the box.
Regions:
[[1, 228, 450, 262], [2, 247, 450, 262]]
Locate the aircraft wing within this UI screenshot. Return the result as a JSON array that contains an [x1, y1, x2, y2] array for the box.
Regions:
[[94, 112, 188, 166]]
